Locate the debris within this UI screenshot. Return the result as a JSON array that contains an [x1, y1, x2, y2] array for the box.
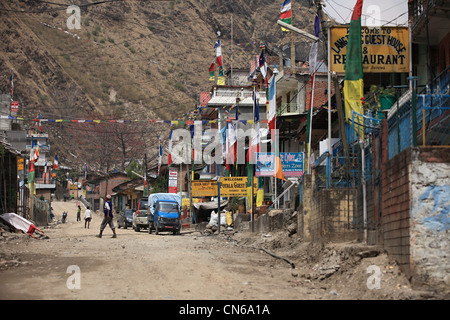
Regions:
[[287, 222, 297, 236], [329, 290, 338, 296], [259, 247, 295, 269], [0, 213, 48, 239], [356, 249, 380, 259]]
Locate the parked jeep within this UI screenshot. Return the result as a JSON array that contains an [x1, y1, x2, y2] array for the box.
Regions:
[[132, 198, 149, 232]]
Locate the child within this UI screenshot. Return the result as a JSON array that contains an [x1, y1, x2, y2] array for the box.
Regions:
[[84, 206, 92, 228]]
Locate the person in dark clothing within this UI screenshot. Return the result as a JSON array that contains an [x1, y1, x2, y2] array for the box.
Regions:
[[96, 195, 117, 238], [77, 205, 81, 222]]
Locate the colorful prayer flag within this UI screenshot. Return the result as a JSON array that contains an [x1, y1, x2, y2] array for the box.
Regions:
[[309, 12, 320, 75], [32, 146, 39, 163], [217, 65, 225, 85], [209, 61, 215, 81], [214, 39, 222, 67], [168, 129, 173, 166], [247, 92, 260, 164], [343, 0, 364, 137], [158, 138, 162, 175], [259, 49, 267, 78], [280, 0, 292, 31], [268, 73, 276, 132]]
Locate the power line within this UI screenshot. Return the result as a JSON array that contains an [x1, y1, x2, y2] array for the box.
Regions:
[[0, 0, 119, 13]]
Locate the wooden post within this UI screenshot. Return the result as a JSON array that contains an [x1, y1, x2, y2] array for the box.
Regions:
[[422, 108, 426, 146], [333, 74, 349, 174]]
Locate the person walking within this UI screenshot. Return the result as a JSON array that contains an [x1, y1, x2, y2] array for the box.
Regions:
[[84, 206, 92, 229], [97, 195, 117, 238], [77, 205, 81, 222]]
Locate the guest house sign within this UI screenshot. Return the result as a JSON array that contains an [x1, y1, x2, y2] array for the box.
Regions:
[[330, 26, 409, 73]]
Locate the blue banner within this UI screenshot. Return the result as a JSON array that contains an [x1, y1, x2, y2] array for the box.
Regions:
[[255, 152, 304, 177]]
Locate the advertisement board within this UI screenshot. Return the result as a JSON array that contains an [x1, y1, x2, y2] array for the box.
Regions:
[[330, 26, 409, 73], [255, 152, 304, 177], [168, 168, 178, 194], [191, 177, 257, 197]]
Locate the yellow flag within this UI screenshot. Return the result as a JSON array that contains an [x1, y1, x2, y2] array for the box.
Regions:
[[256, 189, 264, 207]]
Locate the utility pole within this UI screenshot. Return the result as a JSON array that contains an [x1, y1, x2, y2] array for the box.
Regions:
[[144, 153, 148, 197]]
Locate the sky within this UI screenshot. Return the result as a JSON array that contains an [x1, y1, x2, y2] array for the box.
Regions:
[[321, 0, 408, 26]]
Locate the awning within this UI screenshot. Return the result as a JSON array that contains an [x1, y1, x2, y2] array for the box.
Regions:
[[193, 200, 228, 211]]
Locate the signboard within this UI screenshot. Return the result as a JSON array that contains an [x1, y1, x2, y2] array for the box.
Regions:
[[330, 26, 409, 73], [255, 152, 304, 177], [17, 157, 24, 171], [192, 177, 257, 197], [220, 177, 257, 197], [11, 101, 19, 114], [181, 198, 202, 207], [168, 168, 178, 194]]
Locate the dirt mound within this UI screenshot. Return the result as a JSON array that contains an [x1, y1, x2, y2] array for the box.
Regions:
[[229, 231, 441, 299]]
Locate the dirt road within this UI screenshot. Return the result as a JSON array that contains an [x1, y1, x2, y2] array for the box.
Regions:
[[0, 201, 440, 301]]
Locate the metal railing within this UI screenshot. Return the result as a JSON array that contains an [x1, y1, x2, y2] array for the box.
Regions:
[[278, 103, 300, 116], [388, 67, 450, 159]]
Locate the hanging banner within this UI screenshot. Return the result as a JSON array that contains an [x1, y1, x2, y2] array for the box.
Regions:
[[191, 177, 257, 197], [330, 26, 409, 73], [255, 152, 304, 177], [168, 168, 178, 194], [11, 101, 19, 114]]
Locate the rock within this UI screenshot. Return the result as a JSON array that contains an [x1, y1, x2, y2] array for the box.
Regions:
[[268, 209, 283, 217], [329, 290, 338, 296], [357, 250, 380, 258], [287, 222, 297, 236]]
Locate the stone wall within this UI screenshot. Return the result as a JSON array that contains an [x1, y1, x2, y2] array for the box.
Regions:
[[382, 146, 450, 292], [409, 148, 450, 291]]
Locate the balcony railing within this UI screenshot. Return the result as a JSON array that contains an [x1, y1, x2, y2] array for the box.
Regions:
[[278, 103, 300, 116]]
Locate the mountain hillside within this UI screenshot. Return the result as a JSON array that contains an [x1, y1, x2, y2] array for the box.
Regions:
[[0, 0, 319, 170]]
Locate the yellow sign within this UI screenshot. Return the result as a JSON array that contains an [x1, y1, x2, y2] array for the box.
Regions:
[[181, 198, 202, 207], [330, 26, 409, 73], [192, 177, 257, 197], [17, 157, 24, 171]]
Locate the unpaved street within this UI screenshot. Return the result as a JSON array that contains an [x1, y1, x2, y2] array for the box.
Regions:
[[0, 201, 440, 301]]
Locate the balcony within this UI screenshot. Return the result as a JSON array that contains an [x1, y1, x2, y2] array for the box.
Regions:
[[278, 103, 300, 116], [411, 0, 450, 45]]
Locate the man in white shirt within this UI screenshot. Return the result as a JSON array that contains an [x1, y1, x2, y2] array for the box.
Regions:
[[84, 206, 92, 229]]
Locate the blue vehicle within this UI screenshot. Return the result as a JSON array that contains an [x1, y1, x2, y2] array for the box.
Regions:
[[147, 193, 182, 235]]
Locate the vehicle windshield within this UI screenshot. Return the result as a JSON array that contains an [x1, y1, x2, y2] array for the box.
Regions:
[[139, 202, 148, 210], [125, 210, 134, 218], [137, 201, 148, 217], [158, 202, 178, 212]]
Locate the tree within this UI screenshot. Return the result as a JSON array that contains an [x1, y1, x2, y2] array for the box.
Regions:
[[151, 175, 168, 193]]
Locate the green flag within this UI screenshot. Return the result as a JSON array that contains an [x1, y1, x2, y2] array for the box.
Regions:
[[343, 0, 364, 136]]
